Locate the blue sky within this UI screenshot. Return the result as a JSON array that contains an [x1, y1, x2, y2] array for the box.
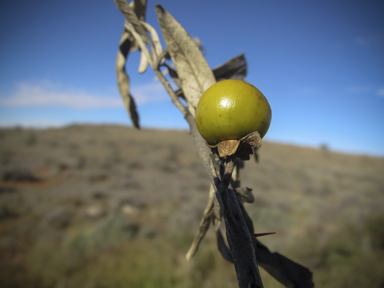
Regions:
[[1, 0, 383, 156]]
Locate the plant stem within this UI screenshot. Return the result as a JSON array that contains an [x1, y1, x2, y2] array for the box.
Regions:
[[215, 156, 264, 288]]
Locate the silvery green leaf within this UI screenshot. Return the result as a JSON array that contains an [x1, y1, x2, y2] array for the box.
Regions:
[[174, 53, 248, 99], [155, 4, 216, 113]]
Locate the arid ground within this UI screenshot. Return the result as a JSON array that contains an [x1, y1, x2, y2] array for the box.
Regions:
[[1, 125, 383, 287]]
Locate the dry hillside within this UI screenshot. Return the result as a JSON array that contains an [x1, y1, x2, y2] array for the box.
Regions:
[[1, 125, 383, 288]]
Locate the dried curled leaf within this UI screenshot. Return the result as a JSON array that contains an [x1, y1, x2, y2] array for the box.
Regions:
[[115, 0, 150, 44], [206, 131, 262, 159], [216, 229, 233, 263], [116, 29, 140, 128], [217, 140, 240, 158], [155, 4, 216, 115], [185, 184, 216, 261], [137, 50, 149, 73], [240, 205, 314, 287], [141, 21, 163, 57], [136, 21, 163, 74], [213, 53, 247, 81], [237, 131, 262, 160], [236, 187, 254, 203], [131, 0, 147, 21]]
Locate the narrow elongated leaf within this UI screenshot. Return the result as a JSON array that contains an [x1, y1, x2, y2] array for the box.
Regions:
[[137, 50, 149, 73], [215, 199, 314, 287], [132, 0, 147, 21], [116, 29, 140, 128], [213, 53, 247, 81], [216, 229, 233, 262], [155, 5, 217, 201], [215, 185, 263, 288], [174, 53, 248, 99], [114, 0, 150, 43], [141, 21, 163, 57], [155, 4, 216, 112], [240, 204, 314, 288]]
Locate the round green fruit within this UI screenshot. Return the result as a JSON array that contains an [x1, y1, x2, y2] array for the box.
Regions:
[[196, 79, 272, 145]]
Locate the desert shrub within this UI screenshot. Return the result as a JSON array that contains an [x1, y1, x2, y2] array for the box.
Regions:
[[364, 212, 384, 250], [19, 229, 240, 288], [290, 212, 384, 288], [2, 169, 41, 182], [24, 132, 37, 146]]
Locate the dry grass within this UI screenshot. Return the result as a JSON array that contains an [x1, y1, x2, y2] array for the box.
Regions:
[[0, 124, 383, 287]]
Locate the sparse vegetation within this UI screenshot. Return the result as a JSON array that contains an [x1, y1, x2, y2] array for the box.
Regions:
[[0, 125, 383, 287]]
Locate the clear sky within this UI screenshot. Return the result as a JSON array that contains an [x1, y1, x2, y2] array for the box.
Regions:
[[1, 0, 383, 156]]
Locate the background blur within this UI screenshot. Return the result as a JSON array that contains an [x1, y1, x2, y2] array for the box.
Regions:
[[1, 0, 383, 156], [1, 1, 384, 287]]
